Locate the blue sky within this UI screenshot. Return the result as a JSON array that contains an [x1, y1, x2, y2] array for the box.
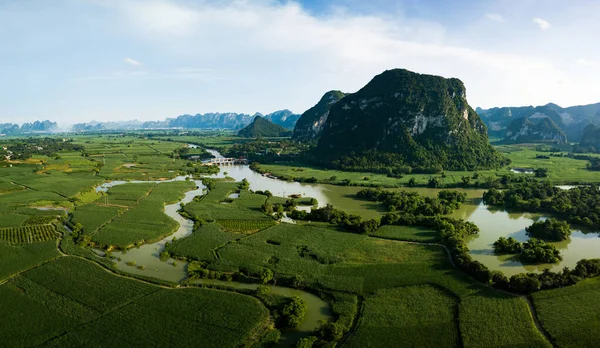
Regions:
[[1, 0, 599, 125]]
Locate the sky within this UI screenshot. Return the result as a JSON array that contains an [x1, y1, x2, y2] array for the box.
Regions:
[[1, 0, 600, 125]]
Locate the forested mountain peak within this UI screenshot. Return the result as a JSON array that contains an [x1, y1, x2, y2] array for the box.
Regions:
[[314, 69, 508, 171]]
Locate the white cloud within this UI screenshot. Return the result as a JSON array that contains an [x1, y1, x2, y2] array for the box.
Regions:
[[124, 57, 142, 66], [485, 13, 505, 23], [532, 17, 551, 30], [576, 58, 599, 68]]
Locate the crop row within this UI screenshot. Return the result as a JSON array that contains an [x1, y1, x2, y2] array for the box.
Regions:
[[22, 215, 57, 226], [0, 225, 57, 244], [217, 219, 276, 234]]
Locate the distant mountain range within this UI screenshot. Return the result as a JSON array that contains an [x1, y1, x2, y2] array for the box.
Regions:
[[0, 120, 59, 135], [72, 109, 300, 132], [477, 102, 600, 143]]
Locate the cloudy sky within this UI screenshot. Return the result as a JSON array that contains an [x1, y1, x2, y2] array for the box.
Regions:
[[1, 0, 599, 124]]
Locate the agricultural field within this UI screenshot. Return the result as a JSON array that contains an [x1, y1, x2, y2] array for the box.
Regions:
[[70, 204, 124, 234], [183, 181, 273, 221], [346, 285, 459, 348], [254, 143, 600, 188], [203, 223, 548, 348], [0, 241, 61, 280], [166, 223, 240, 261], [0, 257, 269, 347], [532, 277, 600, 348], [2, 134, 599, 347], [0, 225, 58, 244], [91, 181, 195, 248], [217, 219, 276, 234]]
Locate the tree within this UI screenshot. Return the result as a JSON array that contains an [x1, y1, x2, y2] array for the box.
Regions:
[[509, 274, 541, 294], [317, 322, 343, 341], [281, 296, 307, 328], [259, 267, 274, 284], [296, 336, 318, 348], [525, 218, 571, 241], [461, 176, 471, 186]]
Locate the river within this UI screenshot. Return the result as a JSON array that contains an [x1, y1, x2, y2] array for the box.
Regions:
[[204, 148, 600, 276], [91, 147, 600, 341], [92, 158, 333, 345]]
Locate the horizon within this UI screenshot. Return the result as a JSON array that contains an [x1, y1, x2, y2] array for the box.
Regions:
[[2, 0, 600, 124]]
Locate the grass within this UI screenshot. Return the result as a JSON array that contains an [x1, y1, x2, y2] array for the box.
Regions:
[[0, 257, 269, 347], [346, 285, 459, 348], [532, 277, 600, 348]]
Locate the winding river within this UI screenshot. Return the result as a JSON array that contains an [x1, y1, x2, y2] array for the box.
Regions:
[[92, 156, 333, 345], [90, 147, 600, 344]]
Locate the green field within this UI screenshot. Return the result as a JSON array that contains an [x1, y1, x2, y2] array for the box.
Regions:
[[203, 223, 549, 348], [255, 144, 600, 187], [346, 286, 459, 348], [532, 277, 600, 348], [91, 181, 195, 248], [0, 241, 61, 280], [2, 134, 599, 347], [0, 257, 269, 347]]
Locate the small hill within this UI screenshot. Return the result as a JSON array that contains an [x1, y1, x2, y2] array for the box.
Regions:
[[293, 90, 346, 142], [237, 116, 292, 138], [576, 124, 600, 152], [315, 69, 508, 171], [503, 117, 567, 144]]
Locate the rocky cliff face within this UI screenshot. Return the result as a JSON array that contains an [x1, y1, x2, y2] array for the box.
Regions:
[[504, 117, 567, 144], [577, 124, 600, 152], [293, 91, 345, 142], [315, 69, 507, 170]]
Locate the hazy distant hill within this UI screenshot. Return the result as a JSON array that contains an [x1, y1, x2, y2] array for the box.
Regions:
[[71, 110, 300, 132], [237, 116, 292, 138], [0, 120, 58, 135], [478, 102, 600, 142], [504, 117, 567, 144], [315, 68, 507, 171]]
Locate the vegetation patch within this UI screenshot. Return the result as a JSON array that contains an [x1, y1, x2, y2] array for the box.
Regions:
[[346, 285, 459, 348], [217, 219, 276, 234]]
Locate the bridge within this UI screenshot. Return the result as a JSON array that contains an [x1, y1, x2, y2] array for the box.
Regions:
[[207, 157, 247, 165]]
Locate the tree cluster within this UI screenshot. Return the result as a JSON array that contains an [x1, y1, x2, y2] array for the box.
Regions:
[[289, 204, 380, 234], [483, 181, 600, 229], [525, 218, 571, 241], [356, 188, 467, 215]]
